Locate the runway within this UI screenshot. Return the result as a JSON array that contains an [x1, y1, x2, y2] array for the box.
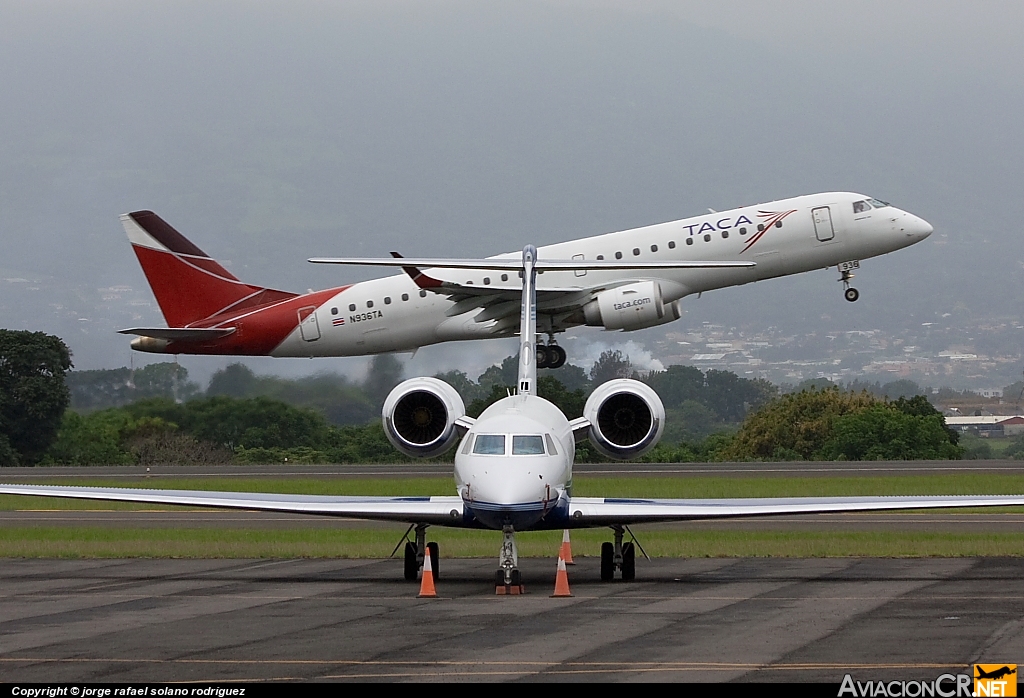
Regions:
[[2, 557, 1023, 683]]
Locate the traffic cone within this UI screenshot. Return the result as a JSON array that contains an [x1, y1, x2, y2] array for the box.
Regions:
[[418, 550, 437, 598], [551, 555, 572, 597], [560, 529, 575, 565]]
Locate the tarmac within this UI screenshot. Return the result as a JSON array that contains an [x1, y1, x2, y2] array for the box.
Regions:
[[3, 557, 1024, 683]]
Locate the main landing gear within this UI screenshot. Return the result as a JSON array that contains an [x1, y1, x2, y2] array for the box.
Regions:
[[838, 261, 860, 302], [536, 339, 567, 370], [400, 523, 439, 583], [495, 525, 525, 594], [600, 526, 648, 581]]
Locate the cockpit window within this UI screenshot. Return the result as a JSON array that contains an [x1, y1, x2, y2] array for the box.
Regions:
[[512, 435, 545, 455], [853, 200, 871, 214], [473, 434, 506, 455], [545, 433, 558, 455], [868, 198, 890, 208]]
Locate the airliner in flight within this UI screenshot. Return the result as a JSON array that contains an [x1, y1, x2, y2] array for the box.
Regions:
[[120, 192, 932, 367], [4, 246, 1022, 592]]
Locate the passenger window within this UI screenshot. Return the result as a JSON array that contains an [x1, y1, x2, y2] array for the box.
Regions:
[[597, 255, 604, 260], [483, 277, 490, 285], [331, 307, 338, 315], [367, 300, 374, 308], [757, 224, 764, 232], [419, 290, 427, 297], [739, 227, 747, 235], [651, 244, 658, 252], [775, 220, 783, 228], [473, 434, 506, 455], [349, 303, 356, 312], [721, 231, 728, 239], [615, 251, 623, 260], [853, 200, 870, 214], [512, 435, 545, 455], [632, 248, 640, 256], [384, 297, 391, 305], [501, 274, 508, 281], [686, 238, 694, 246], [703, 234, 711, 242], [402, 293, 409, 301], [668, 241, 676, 249]]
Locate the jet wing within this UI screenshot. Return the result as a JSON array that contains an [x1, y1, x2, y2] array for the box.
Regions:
[[566, 494, 1024, 526], [0, 484, 465, 527]]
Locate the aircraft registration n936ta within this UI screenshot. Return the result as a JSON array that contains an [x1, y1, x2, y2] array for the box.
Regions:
[[4, 246, 1024, 593], [119, 192, 932, 366]]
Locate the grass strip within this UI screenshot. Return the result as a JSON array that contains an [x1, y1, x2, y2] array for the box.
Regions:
[[3, 527, 1024, 559]]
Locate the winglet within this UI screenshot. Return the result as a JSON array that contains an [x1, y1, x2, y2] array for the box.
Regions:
[[390, 251, 443, 289]]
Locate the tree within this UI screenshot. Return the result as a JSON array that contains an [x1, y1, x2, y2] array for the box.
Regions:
[[590, 350, 633, 384], [0, 330, 72, 465], [363, 354, 404, 410], [723, 387, 876, 461], [820, 405, 962, 460], [207, 363, 258, 398]]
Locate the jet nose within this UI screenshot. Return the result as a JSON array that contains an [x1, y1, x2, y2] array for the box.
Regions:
[[902, 213, 933, 239]]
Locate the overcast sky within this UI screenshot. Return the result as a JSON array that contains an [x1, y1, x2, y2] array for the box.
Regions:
[[2, 1, 1022, 383]]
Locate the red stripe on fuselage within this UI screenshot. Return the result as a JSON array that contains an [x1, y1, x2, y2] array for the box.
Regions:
[[161, 287, 351, 356]]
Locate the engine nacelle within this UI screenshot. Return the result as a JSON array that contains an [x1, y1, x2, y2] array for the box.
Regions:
[[584, 379, 665, 460], [582, 281, 681, 331], [382, 377, 466, 459]]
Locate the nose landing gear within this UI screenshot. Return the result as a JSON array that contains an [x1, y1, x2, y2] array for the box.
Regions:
[[496, 525, 525, 594], [838, 261, 861, 302]]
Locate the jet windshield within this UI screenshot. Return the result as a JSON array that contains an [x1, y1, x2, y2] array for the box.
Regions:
[[473, 434, 506, 455], [512, 435, 545, 455]]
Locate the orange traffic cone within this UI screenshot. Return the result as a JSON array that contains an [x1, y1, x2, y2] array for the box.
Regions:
[[551, 555, 572, 597], [560, 529, 575, 565], [418, 550, 437, 598]]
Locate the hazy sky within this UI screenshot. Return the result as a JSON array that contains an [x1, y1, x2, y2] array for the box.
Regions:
[[2, 1, 1022, 383]]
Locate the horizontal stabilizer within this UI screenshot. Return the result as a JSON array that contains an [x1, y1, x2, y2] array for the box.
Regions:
[[118, 327, 237, 341]]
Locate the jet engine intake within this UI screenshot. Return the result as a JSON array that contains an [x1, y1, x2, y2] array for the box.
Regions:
[[584, 379, 665, 460], [583, 281, 681, 331], [382, 377, 467, 458]]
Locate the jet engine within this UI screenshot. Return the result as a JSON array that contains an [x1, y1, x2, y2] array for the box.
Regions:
[[584, 379, 665, 460], [582, 281, 682, 331], [382, 377, 467, 459]]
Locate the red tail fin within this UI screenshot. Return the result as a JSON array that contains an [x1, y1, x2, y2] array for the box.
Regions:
[[122, 211, 296, 327]]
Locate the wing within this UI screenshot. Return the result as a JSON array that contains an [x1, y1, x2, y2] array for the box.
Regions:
[[309, 253, 755, 331], [118, 327, 237, 340], [566, 494, 1024, 526], [0, 484, 466, 527]]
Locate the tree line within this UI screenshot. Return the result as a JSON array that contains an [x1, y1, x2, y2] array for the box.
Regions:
[[0, 329, 967, 465]]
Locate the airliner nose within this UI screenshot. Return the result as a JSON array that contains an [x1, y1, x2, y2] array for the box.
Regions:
[[901, 213, 933, 239]]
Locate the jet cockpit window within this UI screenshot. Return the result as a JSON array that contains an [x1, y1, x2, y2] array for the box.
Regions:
[[512, 435, 545, 455], [473, 434, 506, 455], [853, 200, 871, 214], [868, 198, 890, 208], [544, 433, 558, 455]]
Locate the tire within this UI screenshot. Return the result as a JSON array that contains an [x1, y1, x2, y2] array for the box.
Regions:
[[510, 569, 522, 587], [622, 542, 636, 581], [844, 287, 860, 302], [601, 542, 615, 581], [427, 541, 439, 581], [404, 541, 418, 581], [495, 569, 507, 587], [536, 345, 549, 369], [550, 345, 567, 369]]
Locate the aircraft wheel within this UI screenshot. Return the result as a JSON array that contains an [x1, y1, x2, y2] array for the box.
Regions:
[[404, 541, 418, 581], [427, 541, 440, 581], [536, 345, 549, 369], [495, 569, 507, 587], [844, 287, 860, 302], [621, 542, 636, 581], [549, 345, 567, 369], [600, 542, 615, 581], [510, 569, 522, 587]]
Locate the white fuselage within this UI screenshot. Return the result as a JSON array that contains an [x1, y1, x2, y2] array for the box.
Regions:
[[271, 192, 932, 357], [452, 394, 574, 530]]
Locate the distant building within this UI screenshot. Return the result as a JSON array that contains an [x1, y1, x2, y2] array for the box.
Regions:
[[945, 415, 1024, 437]]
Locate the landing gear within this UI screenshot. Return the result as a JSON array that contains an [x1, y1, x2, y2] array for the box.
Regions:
[[600, 526, 643, 581], [495, 525, 525, 594], [401, 523, 438, 582], [838, 261, 860, 302], [536, 337, 567, 369]]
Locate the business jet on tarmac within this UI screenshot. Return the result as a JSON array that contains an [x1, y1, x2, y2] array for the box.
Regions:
[[119, 192, 932, 367], [5, 246, 1024, 592]]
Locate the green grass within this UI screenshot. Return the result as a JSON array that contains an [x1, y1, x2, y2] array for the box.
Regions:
[[3, 474, 1024, 558]]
